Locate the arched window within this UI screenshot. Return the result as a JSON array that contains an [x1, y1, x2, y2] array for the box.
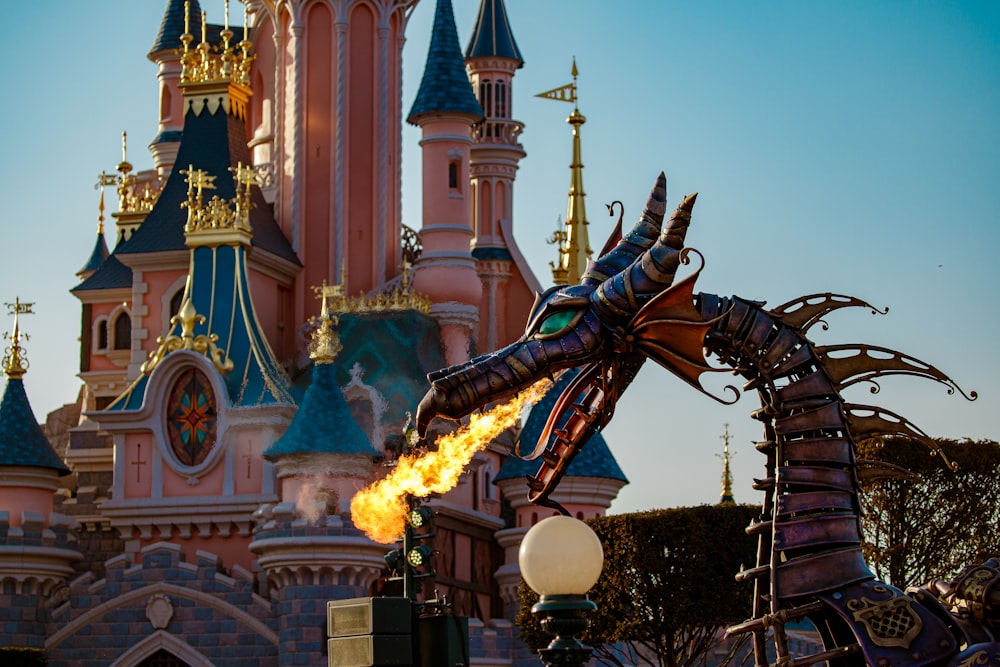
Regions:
[[496, 81, 507, 118], [113, 312, 131, 350], [97, 320, 109, 351], [160, 85, 173, 124], [167, 367, 218, 467], [479, 79, 492, 117], [169, 289, 184, 322]]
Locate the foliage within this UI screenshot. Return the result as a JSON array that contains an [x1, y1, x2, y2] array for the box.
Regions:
[[858, 437, 1000, 588], [0, 647, 47, 667], [517, 504, 759, 667]]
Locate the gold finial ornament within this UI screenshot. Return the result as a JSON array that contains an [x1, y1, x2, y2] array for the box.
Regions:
[[104, 132, 159, 215], [181, 163, 255, 242], [308, 281, 343, 364], [3, 298, 34, 379], [538, 58, 591, 286], [179, 0, 255, 89], [141, 293, 233, 375], [719, 423, 735, 504]]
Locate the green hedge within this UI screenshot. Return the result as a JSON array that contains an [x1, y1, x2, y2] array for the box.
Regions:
[[518, 504, 759, 665]]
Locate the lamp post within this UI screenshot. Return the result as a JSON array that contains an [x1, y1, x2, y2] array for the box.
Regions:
[[519, 515, 604, 667]]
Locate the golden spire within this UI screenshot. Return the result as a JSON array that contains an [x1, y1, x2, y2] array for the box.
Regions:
[[2, 299, 34, 380], [96, 170, 114, 235], [538, 58, 591, 285], [309, 281, 344, 364], [719, 423, 735, 504]]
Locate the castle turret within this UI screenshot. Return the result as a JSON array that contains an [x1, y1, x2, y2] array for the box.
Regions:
[[147, 0, 204, 177], [0, 301, 81, 652], [465, 0, 539, 354], [76, 185, 110, 282], [409, 0, 485, 366]]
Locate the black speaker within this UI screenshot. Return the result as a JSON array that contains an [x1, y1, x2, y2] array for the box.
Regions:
[[415, 614, 469, 667]]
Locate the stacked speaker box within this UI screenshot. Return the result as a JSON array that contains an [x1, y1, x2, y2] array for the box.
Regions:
[[327, 597, 413, 667]]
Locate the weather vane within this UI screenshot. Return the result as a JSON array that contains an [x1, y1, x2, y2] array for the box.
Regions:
[[3, 298, 34, 379]]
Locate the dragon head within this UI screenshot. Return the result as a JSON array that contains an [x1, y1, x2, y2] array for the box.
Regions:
[[415, 173, 711, 508]]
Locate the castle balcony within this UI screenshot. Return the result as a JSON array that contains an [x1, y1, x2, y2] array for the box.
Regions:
[[473, 118, 524, 145]]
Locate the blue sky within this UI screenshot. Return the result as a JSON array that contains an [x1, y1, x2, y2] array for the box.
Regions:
[[0, 1, 996, 513]]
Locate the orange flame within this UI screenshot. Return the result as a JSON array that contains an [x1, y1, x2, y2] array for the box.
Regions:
[[351, 379, 553, 544]]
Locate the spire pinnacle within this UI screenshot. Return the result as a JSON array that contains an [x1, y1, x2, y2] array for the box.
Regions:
[[540, 59, 590, 285], [179, 0, 254, 88], [2, 299, 33, 380], [309, 281, 344, 364], [719, 423, 735, 504]]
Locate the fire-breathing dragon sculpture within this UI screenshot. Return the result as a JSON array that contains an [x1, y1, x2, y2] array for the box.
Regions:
[[415, 173, 998, 666]]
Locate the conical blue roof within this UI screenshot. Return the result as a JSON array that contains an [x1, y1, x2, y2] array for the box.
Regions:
[[78, 230, 110, 277], [151, 0, 203, 54], [0, 378, 70, 475], [495, 369, 627, 484], [408, 0, 484, 124], [265, 362, 377, 459], [465, 0, 523, 66]]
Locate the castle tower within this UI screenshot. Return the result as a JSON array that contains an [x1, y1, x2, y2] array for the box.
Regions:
[[253, 296, 386, 667], [0, 301, 81, 651], [112, 6, 300, 376], [147, 0, 204, 177], [465, 0, 534, 353], [245, 0, 416, 350], [90, 16, 301, 570], [408, 0, 485, 365]]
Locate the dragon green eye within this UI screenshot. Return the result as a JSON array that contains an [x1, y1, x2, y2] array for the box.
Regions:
[[538, 310, 577, 336]]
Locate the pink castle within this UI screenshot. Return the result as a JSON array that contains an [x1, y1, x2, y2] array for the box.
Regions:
[[0, 1, 627, 665]]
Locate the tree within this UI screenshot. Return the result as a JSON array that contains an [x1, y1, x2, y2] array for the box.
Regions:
[[518, 504, 759, 667], [858, 437, 1000, 588]]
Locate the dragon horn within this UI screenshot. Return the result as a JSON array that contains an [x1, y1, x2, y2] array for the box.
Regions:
[[590, 192, 698, 324], [581, 172, 669, 286]]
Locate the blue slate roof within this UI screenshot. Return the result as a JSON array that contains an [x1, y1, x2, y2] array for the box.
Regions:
[[116, 99, 299, 266], [0, 378, 70, 475], [408, 0, 484, 124], [265, 362, 377, 460], [495, 369, 627, 484], [464, 0, 523, 66], [78, 230, 110, 276], [151, 0, 203, 54], [71, 253, 133, 292]]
